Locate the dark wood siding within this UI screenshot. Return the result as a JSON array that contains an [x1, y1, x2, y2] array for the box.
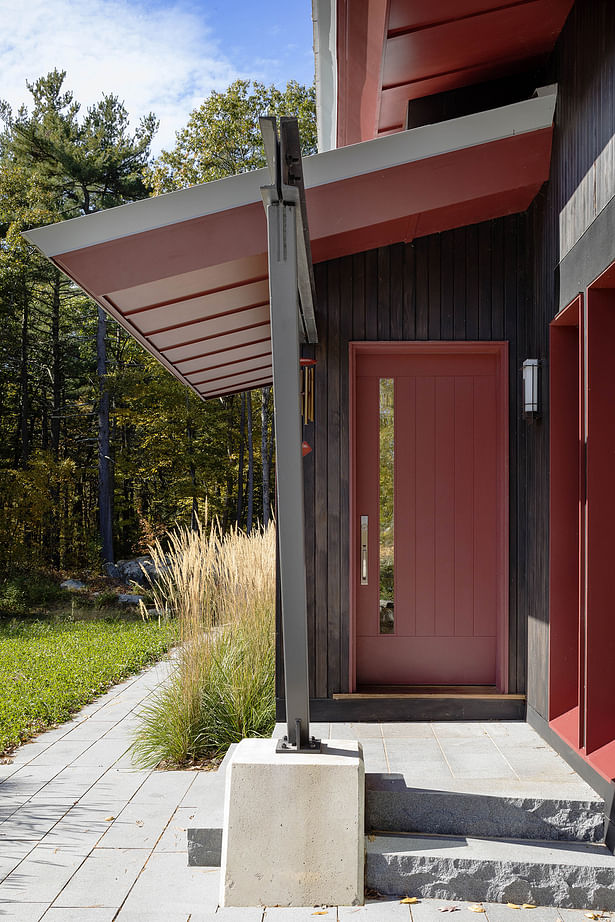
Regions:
[[526, 0, 615, 718], [297, 216, 531, 701]]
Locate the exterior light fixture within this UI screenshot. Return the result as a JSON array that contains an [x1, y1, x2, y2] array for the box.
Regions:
[[522, 359, 540, 418]]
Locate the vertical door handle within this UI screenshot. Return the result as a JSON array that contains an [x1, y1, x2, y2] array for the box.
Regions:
[[360, 515, 368, 585]]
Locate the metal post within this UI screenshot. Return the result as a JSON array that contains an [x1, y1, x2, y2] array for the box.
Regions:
[[265, 198, 313, 751]]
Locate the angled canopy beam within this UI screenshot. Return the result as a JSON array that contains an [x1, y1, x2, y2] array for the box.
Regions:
[[260, 116, 318, 345]]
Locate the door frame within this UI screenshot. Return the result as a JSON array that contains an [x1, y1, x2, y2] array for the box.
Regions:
[[348, 341, 510, 693]]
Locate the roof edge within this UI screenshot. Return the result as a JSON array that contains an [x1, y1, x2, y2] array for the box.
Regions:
[[24, 89, 556, 260]]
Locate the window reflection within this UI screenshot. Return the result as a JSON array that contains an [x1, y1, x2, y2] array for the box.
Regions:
[[379, 378, 394, 634]]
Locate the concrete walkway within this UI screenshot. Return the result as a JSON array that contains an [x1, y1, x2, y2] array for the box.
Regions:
[[0, 661, 609, 921]]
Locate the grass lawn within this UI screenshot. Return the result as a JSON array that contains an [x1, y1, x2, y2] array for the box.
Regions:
[[0, 618, 176, 754]]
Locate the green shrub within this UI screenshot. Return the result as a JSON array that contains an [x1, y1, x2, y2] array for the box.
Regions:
[[0, 573, 69, 616]]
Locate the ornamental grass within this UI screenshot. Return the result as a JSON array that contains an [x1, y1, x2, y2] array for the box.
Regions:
[[130, 517, 276, 767]]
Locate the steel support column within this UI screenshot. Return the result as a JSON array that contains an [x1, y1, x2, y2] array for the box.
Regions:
[[265, 198, 311, 750]]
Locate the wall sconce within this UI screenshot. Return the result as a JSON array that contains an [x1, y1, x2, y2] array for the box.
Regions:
[[522, 359, 540, 418]]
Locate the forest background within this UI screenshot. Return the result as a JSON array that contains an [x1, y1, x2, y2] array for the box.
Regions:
[[0, 71, 316, 576]]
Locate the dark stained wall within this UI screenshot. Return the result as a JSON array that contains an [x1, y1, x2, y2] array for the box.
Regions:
[[527, 0, 615, 718], [294, 216, 533, 702]]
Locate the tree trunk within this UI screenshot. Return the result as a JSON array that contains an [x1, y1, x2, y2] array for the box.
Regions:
[[267, 386, 275, 515], [261, 386, 271, 526], [97, 305, 114, 565], [50, 274, 62, 458], [247, 391, 254, 532], [186, 393, 199, 530], [222, 395, 235, 531], [17, 290, 30, 466], [236, 391, 246, 527]]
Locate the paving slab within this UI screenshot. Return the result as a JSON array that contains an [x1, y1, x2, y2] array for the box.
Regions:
[[32, 765, 108, 802], [380, 723, 436, 739], [28, 740, 95, 767], [207, 909, 264, 922], [0, 902, 49, 920], [128, 768, 196, 803], [69, 739, 130, 769], [114, 852, 219, 919], [0, 841, 36, 884], [263, 908, 338, 919], [0, 844, 86, 903], [338, 900, 411, 920], [97, 800, 179, 849], [361, 739, 389, 772], [41, 909, 116, 921], [0, 801, 71, 841], [78, 767, 149, 805], [484, 904, 566, 922], [435, 737, 518, 781], [51, 847, 149, 908], [1, 765, 62, 797], [6, 741, 56, 765], [155, 806, 198, 852], [60, 720, 118, 742], [40, 802, 125, 850]]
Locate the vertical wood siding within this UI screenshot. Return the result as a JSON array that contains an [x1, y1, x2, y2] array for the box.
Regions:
[[297, 215, 531, 700]]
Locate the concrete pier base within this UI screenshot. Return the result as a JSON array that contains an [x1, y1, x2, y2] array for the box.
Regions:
[[219, 737, 365, 908]]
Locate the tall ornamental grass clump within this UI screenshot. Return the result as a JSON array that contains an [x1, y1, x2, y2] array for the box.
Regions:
[[131, 519, 276, 767]]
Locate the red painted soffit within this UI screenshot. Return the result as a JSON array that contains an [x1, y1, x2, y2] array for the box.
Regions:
[[337, 0, 573, 145], [53, 125, 553, 401]]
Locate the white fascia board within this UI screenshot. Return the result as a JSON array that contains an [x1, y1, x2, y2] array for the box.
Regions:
[[24, 90, 556, 260], [24, 165, 269, 258], [312, 0, 337, 153], [302, 89, 557, 188]]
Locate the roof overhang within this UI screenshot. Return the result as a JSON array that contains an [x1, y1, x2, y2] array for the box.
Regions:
[[316, 0, 572, 148], [25, 90, 556, 401]]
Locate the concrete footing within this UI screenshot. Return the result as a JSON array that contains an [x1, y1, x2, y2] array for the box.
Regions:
[[219, 737, 365, 908]]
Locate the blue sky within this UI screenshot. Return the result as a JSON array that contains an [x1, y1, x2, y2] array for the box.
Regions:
[[0, 0, 315, 153]]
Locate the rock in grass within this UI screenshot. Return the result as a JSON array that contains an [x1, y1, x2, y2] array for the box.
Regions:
[[118, 594, 143, 606], [60, 579, 86, 591]]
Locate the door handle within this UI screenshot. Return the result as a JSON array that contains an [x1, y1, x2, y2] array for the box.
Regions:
[[360, 515, 368, 585]]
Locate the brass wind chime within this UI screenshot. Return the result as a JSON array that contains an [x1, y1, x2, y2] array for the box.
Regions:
[[300, 358, 316, 424]]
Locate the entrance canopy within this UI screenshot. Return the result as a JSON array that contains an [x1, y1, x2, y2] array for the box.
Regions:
[[25, 90, 556, 401]]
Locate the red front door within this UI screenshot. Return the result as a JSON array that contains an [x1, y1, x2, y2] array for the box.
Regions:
[[352, 343, 508, 688]]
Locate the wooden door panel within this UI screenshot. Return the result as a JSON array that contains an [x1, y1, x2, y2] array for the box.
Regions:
[[353, 343, 507, 687], [357, 635, 497, 685]]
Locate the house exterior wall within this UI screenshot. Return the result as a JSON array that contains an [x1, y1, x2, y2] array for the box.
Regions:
[[527, 0, 615, 721], [278, 0, 615, 745], [278, 216, 532, 711]]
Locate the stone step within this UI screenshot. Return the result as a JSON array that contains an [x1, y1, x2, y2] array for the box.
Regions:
[[366, 774, 606, 842], [186, 744, 236, 867], [366, 833, 615, 909]]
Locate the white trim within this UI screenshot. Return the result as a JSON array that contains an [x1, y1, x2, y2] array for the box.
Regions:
[[24, 90, 556, 259], [312, 0, 337, 153]]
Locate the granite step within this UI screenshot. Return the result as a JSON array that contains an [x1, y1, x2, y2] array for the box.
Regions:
[[366, 774, 606, 842], [366, 833, 615, 909]]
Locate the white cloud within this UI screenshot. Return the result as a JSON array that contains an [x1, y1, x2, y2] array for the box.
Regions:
[[0, 0, 244, 153]]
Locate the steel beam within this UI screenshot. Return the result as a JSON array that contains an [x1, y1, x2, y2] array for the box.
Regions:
[[264, 194, 312, 749]]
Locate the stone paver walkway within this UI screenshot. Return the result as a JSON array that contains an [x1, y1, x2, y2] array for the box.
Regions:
[[0, 662, 608, 921]]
